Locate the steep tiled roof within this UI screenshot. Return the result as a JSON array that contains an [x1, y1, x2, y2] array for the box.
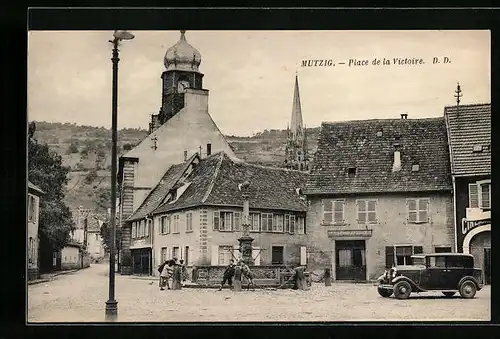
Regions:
[[152, 152, 308, 215], [127, 154, 199, 221], [205, 154, 308, 211], [306, 118, 452, 195], [444, 103, 491, 176]]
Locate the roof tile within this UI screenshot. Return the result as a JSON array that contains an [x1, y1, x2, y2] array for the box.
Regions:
[[444, 103, 491, 175], [306, 117, 452, 195]]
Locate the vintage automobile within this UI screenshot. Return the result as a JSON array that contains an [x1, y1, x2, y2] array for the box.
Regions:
[[377, 253, 483, 299]]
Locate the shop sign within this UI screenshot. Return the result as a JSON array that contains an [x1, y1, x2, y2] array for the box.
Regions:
[[462, 218, 491, 235], [327, 229, 373, 238]]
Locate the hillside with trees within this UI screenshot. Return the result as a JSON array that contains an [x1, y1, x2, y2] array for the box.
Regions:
[[30, 121, 320, 213]]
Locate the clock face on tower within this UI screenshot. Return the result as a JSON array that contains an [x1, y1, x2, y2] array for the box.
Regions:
[[177, 80, 190, 93]]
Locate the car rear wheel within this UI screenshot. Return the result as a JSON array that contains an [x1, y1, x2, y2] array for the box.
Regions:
[[442, 292, 456, 297], [393, 281, 411, 300], [459, 280, 477, 299], [378, 286, 393, 298]]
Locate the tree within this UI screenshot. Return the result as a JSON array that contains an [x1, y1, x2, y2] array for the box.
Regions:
[[66, 142, 78, 154], [28, 123, 75, 271]]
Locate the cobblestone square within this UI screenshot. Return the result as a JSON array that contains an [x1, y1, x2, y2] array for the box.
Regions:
[[27, 264, 490, 322]]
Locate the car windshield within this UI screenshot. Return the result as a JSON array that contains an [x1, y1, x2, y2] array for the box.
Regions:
[[411, 256, 425, 266]]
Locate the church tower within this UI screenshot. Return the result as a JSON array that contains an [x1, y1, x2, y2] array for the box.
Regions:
[[284, 74, 309, 171], [149, 30, 205, 134]]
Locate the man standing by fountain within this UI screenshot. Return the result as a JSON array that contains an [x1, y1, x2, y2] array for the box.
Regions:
[[218, 259, 236, 290]]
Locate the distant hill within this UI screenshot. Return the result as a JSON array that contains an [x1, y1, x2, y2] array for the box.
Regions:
[[30, 121, 319, 213]]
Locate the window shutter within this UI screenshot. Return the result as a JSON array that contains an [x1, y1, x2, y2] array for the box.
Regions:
[[413, 246, 423, 254], [468, 184, 479, 208], [300, 246, 307, 265], [213, 211, 220, 230], [252, 247, 261, 266], [211, 245, 219, 266], [385, 246, 395, 268]]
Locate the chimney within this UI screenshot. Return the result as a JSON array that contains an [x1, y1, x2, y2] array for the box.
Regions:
[[401, 113, 408, 120], [392, 150, 401, 172], [184, 150, 188, 161], [206, 143, 212, 156]]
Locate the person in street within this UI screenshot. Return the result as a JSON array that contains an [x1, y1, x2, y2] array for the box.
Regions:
[[160, 259, 174, 290], [239, 260, 255, 290], [172, 258, 182, 290], [218, 259, 235, 291], [179, 259, 188, 286], [158, 259, 169, 290]]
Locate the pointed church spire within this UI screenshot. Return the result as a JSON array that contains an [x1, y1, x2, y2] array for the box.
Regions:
[[290, 74, 304, 141]]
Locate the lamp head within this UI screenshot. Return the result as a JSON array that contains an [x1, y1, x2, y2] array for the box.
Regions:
[[113, 30, 135, 41]]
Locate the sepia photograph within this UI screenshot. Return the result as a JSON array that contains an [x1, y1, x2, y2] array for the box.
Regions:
[[27, 29, 491, 323]]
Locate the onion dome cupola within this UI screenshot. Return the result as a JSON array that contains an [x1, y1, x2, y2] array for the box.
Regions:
[[164, 30, 202, 72]]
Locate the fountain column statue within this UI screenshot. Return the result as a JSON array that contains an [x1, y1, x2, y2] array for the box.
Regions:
[[238, 181, 254, 266]]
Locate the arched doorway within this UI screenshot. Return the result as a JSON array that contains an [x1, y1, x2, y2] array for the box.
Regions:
[[463, 227, 491, 285]]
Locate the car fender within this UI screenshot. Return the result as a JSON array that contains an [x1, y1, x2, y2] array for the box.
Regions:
[[458, 276, 483, 291], [391, 276, 426, 292]]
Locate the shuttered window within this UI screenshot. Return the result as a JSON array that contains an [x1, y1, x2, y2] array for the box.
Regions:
[[213, 211, 220, 231], [234, 212, 241, 231], [289, 215, 295, 234], [261, 213, 273, 232], [407, 198, 429, 223], [480, 183, 490, 209], [468, 183, 479, 208], [323, 200, 345, 224], [357, 200, 377, 224], [273, 215, 284, 232], [186, 212, 193, 232], [132, 223, 137, 238], [250, 213, 260, 232], [296, 217, 305, 234], [173, 215, 180, 233]]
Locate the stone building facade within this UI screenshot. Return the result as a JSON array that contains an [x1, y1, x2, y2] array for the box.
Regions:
[[305, 116, 455, 281], [126, 152, 308, 276]]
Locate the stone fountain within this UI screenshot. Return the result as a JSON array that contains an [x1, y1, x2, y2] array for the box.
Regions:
[[238, 180, 254, 265]]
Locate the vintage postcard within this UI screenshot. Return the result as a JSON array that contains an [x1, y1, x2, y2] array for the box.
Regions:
[[27, 29, 490, 323]]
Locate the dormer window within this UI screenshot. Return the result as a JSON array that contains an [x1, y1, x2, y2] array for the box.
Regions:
[[412, 164, 420, 172], [168, 182, 192, 204], [376, 131, 383, 137], [347, 167, 357, 178], [473, 145, 483, 153]]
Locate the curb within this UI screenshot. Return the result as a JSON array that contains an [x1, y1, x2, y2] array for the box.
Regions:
[[28, 278, 51, 285], [28, 267, 88, 285]]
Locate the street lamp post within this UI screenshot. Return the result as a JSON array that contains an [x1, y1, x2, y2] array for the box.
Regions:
[[105, 30, 134, 322]]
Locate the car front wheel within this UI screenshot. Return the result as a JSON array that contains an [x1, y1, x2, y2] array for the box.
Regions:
[[393, 281, 411, 299], [442, 292, 456, 297], [459, 280, 477, 299], [378, 286, 393, 298]]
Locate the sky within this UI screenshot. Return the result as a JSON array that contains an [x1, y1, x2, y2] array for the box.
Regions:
[[28, 30, 490, 137]]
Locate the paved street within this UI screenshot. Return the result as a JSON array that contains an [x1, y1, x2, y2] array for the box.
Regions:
[[28, 263, 490, 322]]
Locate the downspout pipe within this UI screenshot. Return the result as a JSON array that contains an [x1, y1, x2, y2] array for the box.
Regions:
[[146, 215, 154, 276]]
